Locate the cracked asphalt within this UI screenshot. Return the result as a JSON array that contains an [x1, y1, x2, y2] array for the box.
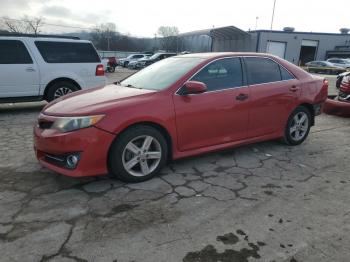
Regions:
[[1, 69, 350, 262]]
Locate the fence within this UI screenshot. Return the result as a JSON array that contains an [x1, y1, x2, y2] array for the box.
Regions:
[[98, 51, 140, 59]]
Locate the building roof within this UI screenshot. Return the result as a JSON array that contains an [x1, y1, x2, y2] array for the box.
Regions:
[[180, 26, 250, 39], [250, 29, 350, 37]]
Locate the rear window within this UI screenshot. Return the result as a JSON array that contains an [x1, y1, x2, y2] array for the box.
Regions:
[[0, 40, 33, 64], [245, 57, 281, 85], [35, 41, 100, 63], [280, 66, 295, 80]]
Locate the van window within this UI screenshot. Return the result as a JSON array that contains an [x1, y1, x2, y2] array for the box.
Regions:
[[35, 41, 100, 63], [0, 40, 33, 64]]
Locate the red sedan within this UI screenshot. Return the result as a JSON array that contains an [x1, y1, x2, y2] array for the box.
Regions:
[[34, 53, 328, 182]]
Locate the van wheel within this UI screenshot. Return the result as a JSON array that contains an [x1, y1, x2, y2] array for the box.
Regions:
[[46, 81, 79, 102], [283, 106, 311, 145], [108, 125, 168, 183]]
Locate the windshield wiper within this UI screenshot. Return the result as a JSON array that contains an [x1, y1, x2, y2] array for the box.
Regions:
[[123, 84, 142, 89]]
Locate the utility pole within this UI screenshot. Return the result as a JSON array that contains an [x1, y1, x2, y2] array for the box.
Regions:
[[255, 16, 259, 30], [270, 0, 277, 30]]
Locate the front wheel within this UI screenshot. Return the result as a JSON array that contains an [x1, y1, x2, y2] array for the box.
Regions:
[[108, 125, 168, 182], [283, 106, 312, 145]]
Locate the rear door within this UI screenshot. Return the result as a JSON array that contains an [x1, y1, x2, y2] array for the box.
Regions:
[[0, 39, 40, 98], [243, 57, 299, 137], [173, 57, 250, 151], [34, 41, 105, 89]]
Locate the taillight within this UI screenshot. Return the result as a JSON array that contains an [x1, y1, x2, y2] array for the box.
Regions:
[[320, 78, 329, 99], [96, 64, 104, 76]]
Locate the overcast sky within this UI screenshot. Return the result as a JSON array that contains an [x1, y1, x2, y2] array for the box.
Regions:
[[1, 0, 349, 36]]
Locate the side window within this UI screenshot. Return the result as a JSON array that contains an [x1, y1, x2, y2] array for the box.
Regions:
[[192, 58, 243, 91], [0, 40, 33, 64], [245, 57, 281, 85], [280, 66, 295, 81], [35, 41, 100, 63]]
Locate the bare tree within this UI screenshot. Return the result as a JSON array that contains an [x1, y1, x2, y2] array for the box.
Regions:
[[91, 23, 118, 51], [157, 26, 179, 51], [1, 17, 26, 33], [0, 16, 44, 34], [24, 16, 44, 35]]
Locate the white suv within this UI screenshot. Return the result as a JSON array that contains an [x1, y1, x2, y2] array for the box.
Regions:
[[0, 35, 106, 102]]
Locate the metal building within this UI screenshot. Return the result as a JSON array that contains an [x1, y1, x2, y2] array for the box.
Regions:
[[251, 28, 350, 65], [179, 26, 350, 65], [178, 26, 254, 53]]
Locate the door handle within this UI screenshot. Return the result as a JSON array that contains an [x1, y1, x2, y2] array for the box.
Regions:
[[26, 67, 36, 72], [236, 93, 249, 101], [289, 85, 300, 92]]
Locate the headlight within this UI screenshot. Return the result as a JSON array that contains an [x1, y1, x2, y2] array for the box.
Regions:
[[52, 115, 104, 132]]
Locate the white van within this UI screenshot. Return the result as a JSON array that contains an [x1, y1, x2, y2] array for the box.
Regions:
[[0, 34, 106, 102]]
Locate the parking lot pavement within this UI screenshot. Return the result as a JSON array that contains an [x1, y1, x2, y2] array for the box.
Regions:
[[1, 71, 350, 262]]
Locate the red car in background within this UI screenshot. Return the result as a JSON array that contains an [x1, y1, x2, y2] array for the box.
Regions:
[[34, 53, 328, 182], [324, 72, 350, 117]]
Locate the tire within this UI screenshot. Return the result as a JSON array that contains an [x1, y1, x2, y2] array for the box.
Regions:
[[107, 66, 115, 73], [108, 125, 168, 183], [283, 106, 312, 146], [46, 81, 79, 102], [123, 61, 129, 67]]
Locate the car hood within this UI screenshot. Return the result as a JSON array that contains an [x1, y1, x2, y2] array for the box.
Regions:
[[43, 84, 157, 116]]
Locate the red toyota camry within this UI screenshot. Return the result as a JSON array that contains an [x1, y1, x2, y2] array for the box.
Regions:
[[34, 53, 328, 182]]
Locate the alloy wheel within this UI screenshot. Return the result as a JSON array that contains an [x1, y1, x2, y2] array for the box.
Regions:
[[54, 87, 73, 99], [289, 112, 309, 141], [122, 135, 162, 177]]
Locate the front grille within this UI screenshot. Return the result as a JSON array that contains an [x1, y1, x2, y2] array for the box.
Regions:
[[45, 154, 66, 167]]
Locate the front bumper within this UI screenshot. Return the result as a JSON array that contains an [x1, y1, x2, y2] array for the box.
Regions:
[[34, 125, 115, 177]]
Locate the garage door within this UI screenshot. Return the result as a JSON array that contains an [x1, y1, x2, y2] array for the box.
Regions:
[[266, 41, 286, 58]]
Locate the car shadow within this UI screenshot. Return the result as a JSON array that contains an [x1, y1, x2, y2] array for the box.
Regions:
[[0, 101, 46, 114]]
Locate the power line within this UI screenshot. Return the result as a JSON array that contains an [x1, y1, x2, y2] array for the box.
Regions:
[[0, 17, 94, 31]]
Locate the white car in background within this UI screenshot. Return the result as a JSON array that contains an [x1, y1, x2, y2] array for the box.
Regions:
[[0, 34, 106, 102], [118, 54, 150, 67], [327, 58, 350, 69]]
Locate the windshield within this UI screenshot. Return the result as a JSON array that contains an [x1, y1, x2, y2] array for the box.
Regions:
[[149, 53, 161, 60], [120, 57, 204, 90]]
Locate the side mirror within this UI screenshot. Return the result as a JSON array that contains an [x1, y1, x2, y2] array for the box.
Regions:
[[182, 81, 207, 95]]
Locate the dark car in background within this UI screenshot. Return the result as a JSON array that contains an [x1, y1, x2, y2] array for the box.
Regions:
[[136, 52, 177, 68]]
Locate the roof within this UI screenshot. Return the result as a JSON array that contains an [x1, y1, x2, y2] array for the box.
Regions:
[[250, 29, 350, 37], [176, 52, 277, 59], [0, 33, 80, 40], [179, 26, 250, 39]]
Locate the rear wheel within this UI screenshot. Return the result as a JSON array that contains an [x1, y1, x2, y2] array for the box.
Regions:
[[109, 125, 168, 182], [46, 81, 79, 102], [283, 106, 311, 145], [107, 66, 115, 73]]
